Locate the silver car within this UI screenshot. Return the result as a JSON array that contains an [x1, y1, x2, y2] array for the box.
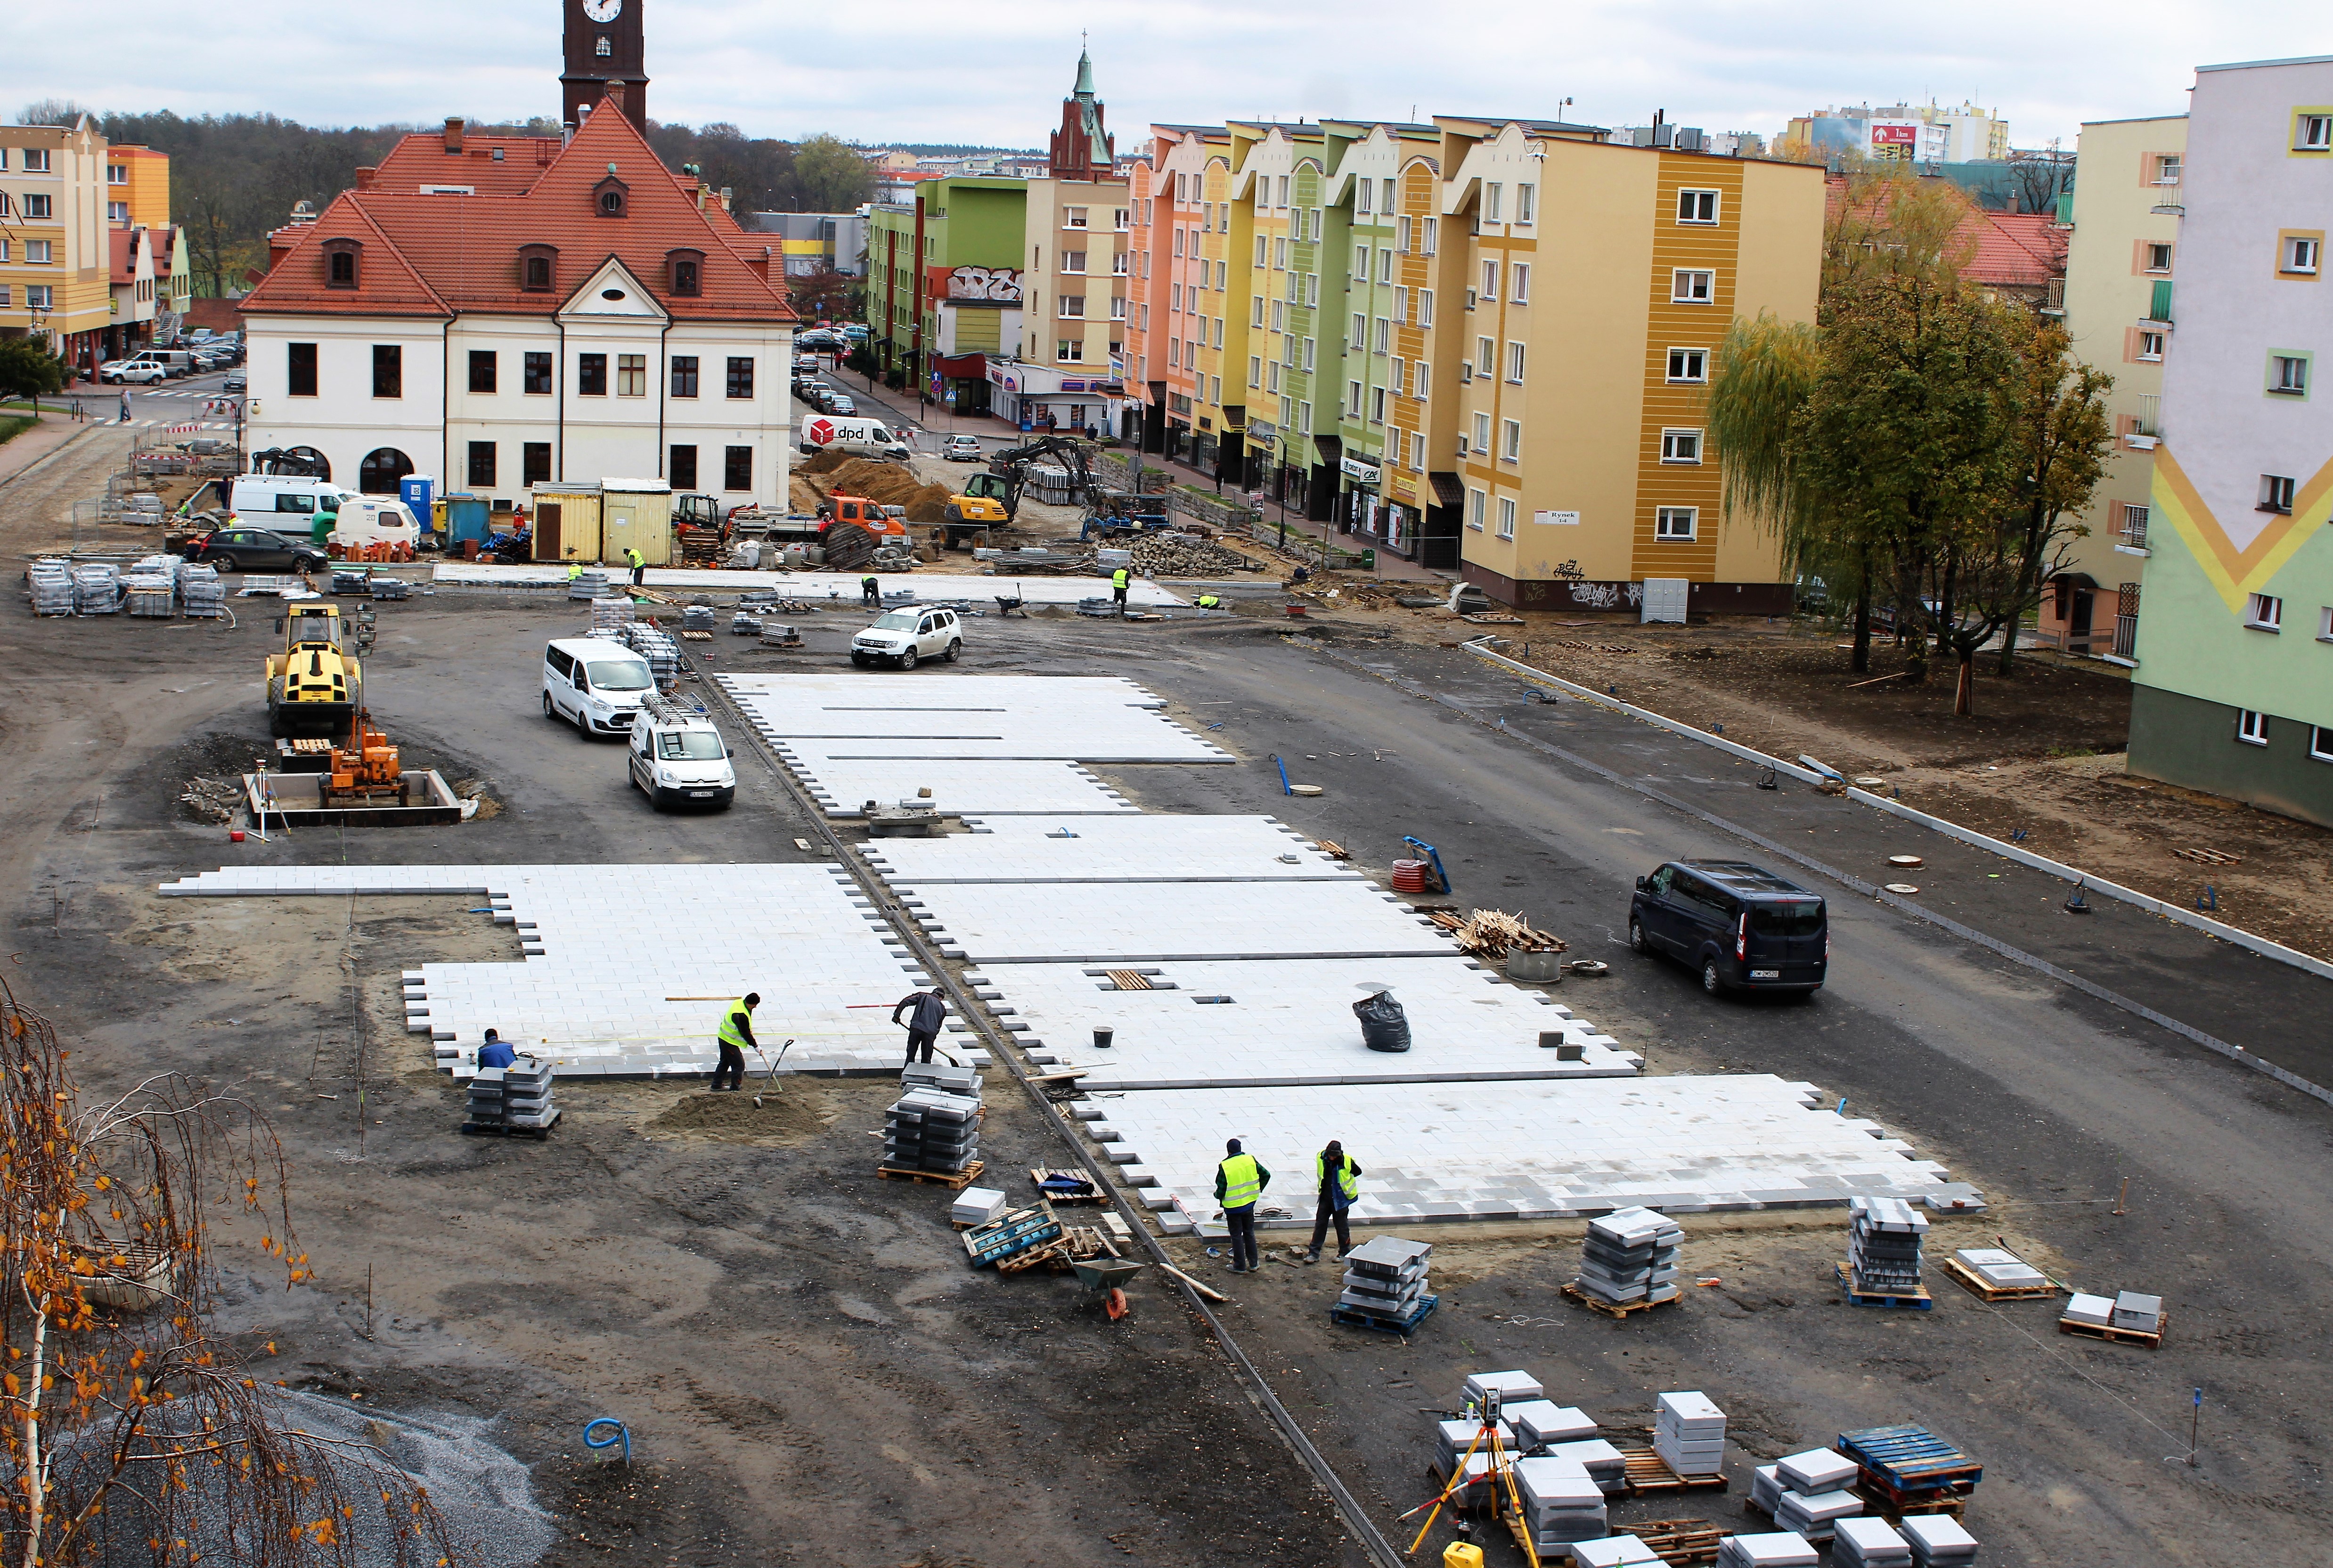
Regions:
[[851, 608, 962, 669]]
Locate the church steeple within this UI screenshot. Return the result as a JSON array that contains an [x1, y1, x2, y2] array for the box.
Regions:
[[1048, 44, 1113, 181]]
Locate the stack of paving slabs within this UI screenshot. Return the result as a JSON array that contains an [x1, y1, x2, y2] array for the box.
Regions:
[[73, 562, 121, 614], [1549, 1438, 1629, 1494], [1832, 1517, 1914, 1568], [1953, 1246, 2049, 1291], [904, 1061, 982, 1097], [884, 1087, 981, 1173], [1774, 1484, 1862, 1542], [498, 1057, 557, 1129], [2111, 1290, 2162, 1333], [1572, 1538, 1668, 1568], [1339, 1235, 1432, 1323], [178, 563, 225, 617], [29, 560, 74, 616], [1577, 1206, 1682, 1305], [1506, 1400, 1597, 1453], [950, 1186, 1008, 1227], [620, 622, 683, 685], [730, 611, 764, 637], [682, 603, 716, 633], [464, 1068, 508, 1128], [1513, 1455, 1608, 1552], [1715, 1533, 1819, 1568], [1847, 1196, 1928, 1293], [571, 569, 610, 601], [2063, 1292, 2115, 1329], [124, 560, 178, 617], [589, 593, 631, 628], [1653, 1390, 1727, 1477], [1752, 1465, 1786, 1515], [1775, 1448, 1859, 1503], [1901, 1516, 1978, 1566], [1459, 1366, 1541, 1418]]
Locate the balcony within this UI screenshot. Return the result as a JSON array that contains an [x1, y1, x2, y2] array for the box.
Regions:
[[2148, 171, 2183, 217]]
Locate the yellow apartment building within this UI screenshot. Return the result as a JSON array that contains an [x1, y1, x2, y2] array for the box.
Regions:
[[0, 116, 116, 377]]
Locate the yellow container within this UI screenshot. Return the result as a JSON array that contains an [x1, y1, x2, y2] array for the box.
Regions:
[[1443, 1544, 1485, 1568]]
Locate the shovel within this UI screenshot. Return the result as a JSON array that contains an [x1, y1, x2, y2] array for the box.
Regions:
[[750, 1038, 795, 1108]]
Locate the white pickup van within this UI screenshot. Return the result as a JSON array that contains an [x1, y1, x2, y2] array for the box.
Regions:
[[627, 693, 736, 810], [542, 638, 656, 737], [799, 413, 911, 462]]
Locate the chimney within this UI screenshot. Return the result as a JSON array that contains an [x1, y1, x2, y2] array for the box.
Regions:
[[354, 166, 377, 190], [444, 117, 465, 154], [603, 81, 626, 113]]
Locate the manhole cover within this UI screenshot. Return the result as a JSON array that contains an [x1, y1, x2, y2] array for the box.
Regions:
[[1884, 882, 1921, 895], [1886, 855, 1925, 869]]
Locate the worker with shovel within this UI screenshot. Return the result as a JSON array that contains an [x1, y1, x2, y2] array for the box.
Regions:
[[1305, 1139, 1362, 1264], [625, 546, 647, 586], [891, 985, 947, 1066], [712, 993, 758, 1092]]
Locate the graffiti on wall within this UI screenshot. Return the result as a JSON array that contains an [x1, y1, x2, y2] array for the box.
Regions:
[[946, 267, 1024, 302]]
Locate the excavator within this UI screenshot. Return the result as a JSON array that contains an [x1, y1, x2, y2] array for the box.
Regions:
[[939, 435, 1167, 548], [265, 602, 361, 739]]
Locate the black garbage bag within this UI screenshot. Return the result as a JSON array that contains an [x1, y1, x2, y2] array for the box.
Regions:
[[1354, 992, 1411, 1053]]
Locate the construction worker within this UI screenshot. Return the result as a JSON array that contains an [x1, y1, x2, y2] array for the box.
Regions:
[[476, 1028, 516, 1071], [625, 546, 646, 586], [1305, 1139, 1362, 1264], [1195, 593, 1222, 610], [565, 560, 583, 584], [891, 986, 946, 1066], [861, 573, 881, 608], [712, 993, 758, 1092], [1215, 1137, 1269, 1273], [1111, 566, 1131, 614]]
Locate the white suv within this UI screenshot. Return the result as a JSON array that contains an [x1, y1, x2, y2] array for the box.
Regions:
[[851, 607, 962, 669], [99, 358, 166, 385]]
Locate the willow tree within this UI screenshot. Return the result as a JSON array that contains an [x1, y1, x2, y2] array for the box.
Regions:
[[1822, 165, 1980, 317]]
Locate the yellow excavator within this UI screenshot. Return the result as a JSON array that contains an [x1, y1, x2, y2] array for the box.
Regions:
[[265, 602, 360, 739]]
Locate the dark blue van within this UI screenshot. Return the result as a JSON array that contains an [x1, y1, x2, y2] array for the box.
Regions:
[[1629, 860, 1828, 996]]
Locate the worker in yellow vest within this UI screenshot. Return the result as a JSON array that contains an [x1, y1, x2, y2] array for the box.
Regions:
[[712, 992, 758, 1092], [1214, 1137, 1270, 1273], [1195, 593, 1222, 610], [1305, 1139, 1363, 1264], [626, 546, 647, 586], [566, 560, 583, 584], [1111, 566, 1131, 614]]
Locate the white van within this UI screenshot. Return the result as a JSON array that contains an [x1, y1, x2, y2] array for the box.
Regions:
[[330, 497, 421, 552], [542, 638, 657, 737], [230, 474, 360, 523], [799, 413, 911, 462], [627, 693, 736, 810]]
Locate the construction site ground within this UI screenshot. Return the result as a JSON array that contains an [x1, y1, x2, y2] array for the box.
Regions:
[[1, 500, 2327, 1568]]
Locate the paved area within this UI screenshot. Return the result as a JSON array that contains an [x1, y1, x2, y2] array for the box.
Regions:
[[438, 559, 1190, 604]]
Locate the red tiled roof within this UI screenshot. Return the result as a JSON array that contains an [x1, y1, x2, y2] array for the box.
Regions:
[[244, 107, 793, 324], [110, 227, 137, 284], [1961, 210, 2065, 289], [370, 133, 563, 196]]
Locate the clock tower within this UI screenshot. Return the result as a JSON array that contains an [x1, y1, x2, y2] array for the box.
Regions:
[[562, 0, 647, 134]]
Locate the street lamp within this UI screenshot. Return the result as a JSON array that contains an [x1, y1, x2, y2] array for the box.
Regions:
[[1276, 432, 1292, 554]]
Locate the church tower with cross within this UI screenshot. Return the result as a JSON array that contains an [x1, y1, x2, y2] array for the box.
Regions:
[[1047, 42, 1114, 181]]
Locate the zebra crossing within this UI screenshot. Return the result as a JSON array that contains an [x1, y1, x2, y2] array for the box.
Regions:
[[128, 418, 236, 430]]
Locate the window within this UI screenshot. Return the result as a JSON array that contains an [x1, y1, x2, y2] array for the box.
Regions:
[[1059, 295, 1085, 318], [1370, 385, 1387, 423], [1057, 339, 1084, 362], [525, 351, 554, 395], [2283, 234, 2322, 275], [1673, 269, 1714, 303], [1661, 429, 1703, 463], [1506, 341, 1526, 383], [1274, 236, 1289, 270], [1413, 360, 1428, 398], [358, 448, 414, 495], [2154, 153, 2182, 186], [1113, 250, 1130, 275], [1353, 243, 1368, 278], [1276, 175, 1289, 208], [466, 441, 496, 487], [2271, 353, 2310, 395], [23, 149, 48, 172], [1472, 412, 1491, 453], [24, 241, 50, 264], [617, 354, 646, 396], [2246, 593, 2284, 631], [1303, 337, 1316, 372], [23, 195, 49, 220], [2314, 727, 2333, 763], [22, 285, 47, 310], [1249, 356, 1263, 388], [1174, 228, 1185, 258], [2138, 331, 2165, 361], [595, 34, 611, 55], [2298, 113, 2333, 151], [2237, 709, 2268, 747], [2323, 605, 2333, 643], [1516, 183, 1536, 224], [1110, 295, 1127, 319], [1501, 419, 1521, 462], [1064, 205, 1088, 229], [107, 201, 128, 224], [1419, 288, 1435, 326], [1467, 489, 1485, 530], [372, 344, 402, 398], [726, 357, 754, 399], [1373, 317, 1390, 353], [1656, 506, 1698, 541], [1279, 395, 1293, 427], [1668, 348, 1708, 382], [1423, 217, 1438, 254], [669, 445, 697, 490], [1396, 215, 1412, 252], [721, 446, 753, 491], [2145, 242, 2173, 273], [1497, 496, 1516, 537], [1382, 178, 1395, 211], [670, 355, 698, 398], [1210, 374, 1222, 403], [1390, 356, 1404, 393], [1485, 182, 1503, 222], [1480, 259, 1498, 301], [1115, 208, 1130, 230], [287, 342, 318, 398], [1678, 188, 1720, 224], [1271, 298, 1286, 331], [1061, 250, 1086, 274], [1512, 263, 1531, 304], [1350, 311, 1365, 348], [523, 442, 551, 485], [578, 353, 607, 396], [2261, 473, 2297, 513], [668, 252, 702, 296], [1379, 248, 1394, 284], [1411, 431, 1427, 471], [468, 350, 496, 394]]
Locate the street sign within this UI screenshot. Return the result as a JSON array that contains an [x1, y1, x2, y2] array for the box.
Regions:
[[1339, 453, 1381, 484]]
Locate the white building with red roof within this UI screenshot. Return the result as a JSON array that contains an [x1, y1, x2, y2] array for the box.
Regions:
[[240, 98, 797, 523]]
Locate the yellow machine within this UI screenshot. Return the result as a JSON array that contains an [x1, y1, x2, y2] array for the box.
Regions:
[[265, 603, 361, 739]]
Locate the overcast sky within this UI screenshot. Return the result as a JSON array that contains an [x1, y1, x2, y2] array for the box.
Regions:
[[8, 1, 2320, 149]]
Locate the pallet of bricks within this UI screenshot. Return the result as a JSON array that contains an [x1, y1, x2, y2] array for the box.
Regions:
[[462, 1056, 559, 1138], [1839, 1196, 1931, 1308], [879, 1060, 983, 1184]]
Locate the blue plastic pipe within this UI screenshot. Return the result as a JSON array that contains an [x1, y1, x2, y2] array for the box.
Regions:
[[583, 1417, 630, 1464]]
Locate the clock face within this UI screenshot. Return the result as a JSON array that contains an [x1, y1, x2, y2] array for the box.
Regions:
[[583, 0, 620, 21]]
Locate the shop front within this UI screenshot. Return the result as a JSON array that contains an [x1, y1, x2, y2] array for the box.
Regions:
[[986, 359, 1126, 436]]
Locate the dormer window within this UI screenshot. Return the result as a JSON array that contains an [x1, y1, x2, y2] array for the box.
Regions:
[[518, 243, 559, 292], [321, 237, 362, 289], [667, 248, 705, 297], [594, 172, 628, 219]]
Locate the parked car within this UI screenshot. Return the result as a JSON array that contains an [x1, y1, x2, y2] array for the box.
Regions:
[[222, 372, 247, 393], [851, 607, 962, 669], [627, 701, 736, 810], [942, 434, 983, 462], [182, 526, 329, 575], [98, 358, 167, 385], [1628, 859, 1828, 996], [827, 393, 857, 416]]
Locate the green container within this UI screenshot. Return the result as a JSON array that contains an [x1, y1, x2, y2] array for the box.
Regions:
[[1359, 548, 1377, 571]]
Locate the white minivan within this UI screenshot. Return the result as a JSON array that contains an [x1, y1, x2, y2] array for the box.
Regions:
[[231, 474, 360, 522], [543, 638, 657, 736], [627, 693, 736, 810]]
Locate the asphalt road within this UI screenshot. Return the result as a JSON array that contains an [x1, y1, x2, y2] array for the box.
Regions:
[[82, 364, 247, 437]]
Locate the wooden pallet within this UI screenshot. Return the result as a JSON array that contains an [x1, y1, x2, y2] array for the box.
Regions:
[[1836, 1262, 1934, 1310], [1854, 1481, 1970, 1521], [876, 1158, 985, 1190], [996, 1242, 1065, 1275], [1104, 968, 1153, 991], [1620, 1517, 1725, 1566], [1616, 1446, 1728, 1495], [1941, 1256, 2061, 1301], [1030, 1166, 1106, 1204], [1562, 1281, 1679, 1319], [2171, 846, 2242, 866], [2058, 1312, 2165, 1349], [1329, 1292, 1439, 1337]]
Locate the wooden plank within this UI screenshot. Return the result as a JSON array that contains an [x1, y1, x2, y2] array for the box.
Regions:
[[1562, 1281, 1679, 1318], [1105, 969, 1152, 990], [1155, 1260, 1232, 1303]]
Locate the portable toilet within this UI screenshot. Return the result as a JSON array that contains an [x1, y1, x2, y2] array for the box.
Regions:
[[600, 478, 675, 566], [528, 485, 603, 564], [443, 493, 492, 549], [397, 475, 435, 538]]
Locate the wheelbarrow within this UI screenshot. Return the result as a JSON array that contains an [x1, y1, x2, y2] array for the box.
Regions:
[[1071, 1256, 1144, 1322]]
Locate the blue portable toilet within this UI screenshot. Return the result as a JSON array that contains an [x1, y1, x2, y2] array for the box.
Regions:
[[443, 493, 491, 548], [398, 475, 436, 538]]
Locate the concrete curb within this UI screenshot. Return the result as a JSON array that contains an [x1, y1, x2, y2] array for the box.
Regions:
[[0, 418, 112, 490], [1459, 636, 2333, 985]]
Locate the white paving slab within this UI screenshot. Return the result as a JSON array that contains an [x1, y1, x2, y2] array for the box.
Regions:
[[861, 816, 1361, 883], [893, 879, 1463, 961], [717, 674, 1233, 764], [434, 560, 1186, 606], [1088, 1076, 1955, 1229], [157, 864, 964, 1079], [783, 758, 1140, 818], [964, 957, 1640, 1088]]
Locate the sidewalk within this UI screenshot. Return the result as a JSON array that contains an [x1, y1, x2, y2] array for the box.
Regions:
[[0, 411, 110, 488]]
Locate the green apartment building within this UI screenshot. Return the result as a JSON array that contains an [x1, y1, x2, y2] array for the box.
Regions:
[[865, 176, 1028, 411]]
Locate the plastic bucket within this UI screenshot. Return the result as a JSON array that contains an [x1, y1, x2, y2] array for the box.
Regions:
[[1093, 1028, 1114, 1050], [229, 829, 245, 843]]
